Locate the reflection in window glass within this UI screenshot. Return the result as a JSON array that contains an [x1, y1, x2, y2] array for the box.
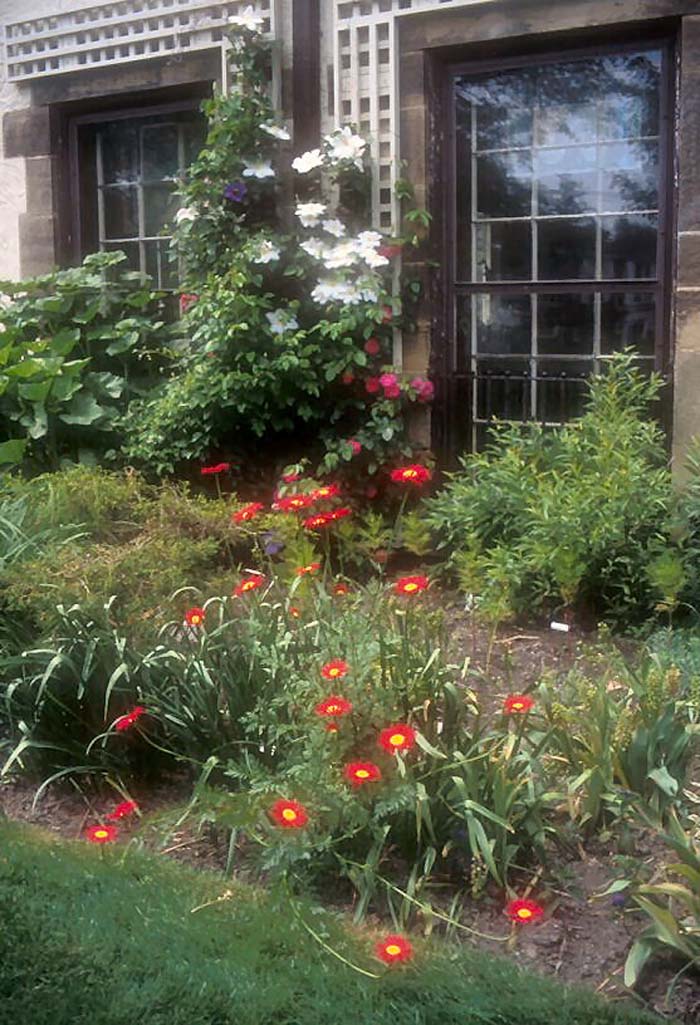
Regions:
[[453, 46, 664, 447], [538, 294, 595, 355], [601, 293, 656, 355], [96, 112, 205, 287]]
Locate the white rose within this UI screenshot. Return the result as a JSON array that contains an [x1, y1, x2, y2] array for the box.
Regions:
[[322, 219, 346, 238], [242, 161, 275, 179]]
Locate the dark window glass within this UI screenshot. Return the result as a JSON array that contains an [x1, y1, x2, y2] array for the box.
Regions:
[[95, 111, 205, 287], [452, 45, 665, 450]]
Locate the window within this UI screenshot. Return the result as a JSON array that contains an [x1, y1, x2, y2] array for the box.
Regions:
[[71, 103, 207, 287], [449, 44, 669, 450]]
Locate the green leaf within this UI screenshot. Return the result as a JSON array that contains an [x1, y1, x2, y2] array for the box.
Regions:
[[415, 732, 447, 759], [648, 766, 678, 797], [624, 938, 653, 987], [0, 438, 27, 464], [59, 393, 107, 425]]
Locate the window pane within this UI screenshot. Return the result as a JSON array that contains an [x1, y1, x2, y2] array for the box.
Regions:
[[601, 292, 656, 355], [598, 52, 661, 139], [538, 294, 595, 355], [102, 185, 138, 239], [538, 217, 596, 279], [601, 214, 657, 278], [599, 140, 658, 211], [103, 241, 140, 272], [142, 123, 179, 182], [143, 184, 178, 237], [475, 221, 531, 281], [100, 123, 138, 184], [474, 294, 531, 355], [537, 361, 590, 422], [476, 359, 532, 421], [144, 239, 177, 289], [476, 152, 531, 218]]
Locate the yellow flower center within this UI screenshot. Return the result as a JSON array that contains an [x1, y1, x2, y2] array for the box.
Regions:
[[385, 944, 401, 956], [94, 830, 108, 839], [191, 615, 201, 625], [517, 908, 532, 919], [404, 583, 418, 592], [355, 769, 370, 779], [389, 734, 405, 747], [328, 705, 340, 714], [282, 808, 297, 822], [329, 668, 340, 677], [512, 702, 524, 710]]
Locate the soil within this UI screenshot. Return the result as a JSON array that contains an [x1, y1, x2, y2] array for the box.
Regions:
[[1, 612, 698, 1024]]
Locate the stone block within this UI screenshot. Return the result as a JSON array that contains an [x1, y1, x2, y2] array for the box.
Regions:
[[672, 346, 700, 474], [675, 288, 700, 353], [3, 107, 52, 159], [24, 156, 56, 219], [19, 213, 56, 277]]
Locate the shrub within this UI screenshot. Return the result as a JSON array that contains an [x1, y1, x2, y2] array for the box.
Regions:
[[122, 20, 424, 476], [425, 355, 676, 625], [0, 251, 171, 470]]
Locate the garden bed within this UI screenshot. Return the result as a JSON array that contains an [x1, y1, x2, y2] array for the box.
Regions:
[[1, 614, 697, 1024]]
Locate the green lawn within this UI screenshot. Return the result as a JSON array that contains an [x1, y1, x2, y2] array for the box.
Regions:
[[0, 820, 666, 1025]]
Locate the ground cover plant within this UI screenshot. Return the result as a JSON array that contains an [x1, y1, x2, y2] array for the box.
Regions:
[[0, 819, 668, 1025]]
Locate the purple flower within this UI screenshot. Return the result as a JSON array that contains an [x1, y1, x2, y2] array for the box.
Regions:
[[610, 893, 627, 908], [224, 181, 247, 203], [262, 531, 284, 556]]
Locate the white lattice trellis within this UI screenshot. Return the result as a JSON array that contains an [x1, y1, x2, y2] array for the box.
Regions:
[[328, 0, 493, 231], [3, 0, 276, 82]]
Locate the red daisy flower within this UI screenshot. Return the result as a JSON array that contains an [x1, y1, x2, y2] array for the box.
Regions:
[[393, 575, 429, 597], [185, 606, 205, 627], [315, 695, 353, 718], [344, 761, 382, 786], [270, 799, 309, 829], [379, 724, 416, 753], [326, 721, 339, 734], [503, 694, 535, 715], [85, 824, 118, 844], [321, 659, 349, 681], [274, 494, 313, 512], [329, 507, 351, 522], [390, 465, 432, 486], [107, 800, 139, 821], [506, 898, 545, 924], [333, 582, 351, 596], [114, 706, 146, 732], [311, 483, 341, 500], [364, 337, 381, 356], [375, 934, 413, 965], [303, 512, 335, 530], [233, 502, 265, 524], [295, 562, 321, 577], [201, 462, 231, 475], [233, 573, 266, 597]]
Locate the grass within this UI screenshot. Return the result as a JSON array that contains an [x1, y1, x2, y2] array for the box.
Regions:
[[0, 820, 668, 1025]]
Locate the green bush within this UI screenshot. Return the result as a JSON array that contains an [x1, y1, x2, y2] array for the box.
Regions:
[[0, 821, 664, 1025], [425, 356, 676, 624], [0, 251, 172, 470]]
